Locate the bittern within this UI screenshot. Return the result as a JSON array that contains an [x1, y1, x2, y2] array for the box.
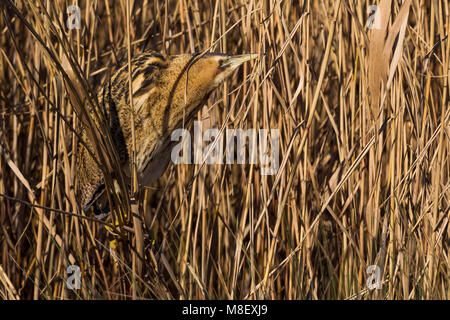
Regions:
[[78, 51, 258, 216]]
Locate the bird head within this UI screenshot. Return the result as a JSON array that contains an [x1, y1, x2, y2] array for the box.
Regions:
[[176, 52, 258, 87], [160, 53, 259, 109], [198, 53, 260, 88]]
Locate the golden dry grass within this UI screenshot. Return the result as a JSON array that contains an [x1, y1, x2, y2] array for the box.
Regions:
[[0, 0, 448, 299]]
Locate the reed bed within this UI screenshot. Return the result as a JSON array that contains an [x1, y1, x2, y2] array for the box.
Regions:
[[0, 0, 448, 299]]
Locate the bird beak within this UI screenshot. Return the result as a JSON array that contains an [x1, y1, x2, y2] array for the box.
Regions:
[[221, 53, 259, 69]]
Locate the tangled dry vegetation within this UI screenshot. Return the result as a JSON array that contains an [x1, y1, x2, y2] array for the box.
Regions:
[[0, 0, 448, 299]]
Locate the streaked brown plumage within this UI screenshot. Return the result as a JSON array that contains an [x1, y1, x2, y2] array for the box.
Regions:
[[78, 51, 258, 215]]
